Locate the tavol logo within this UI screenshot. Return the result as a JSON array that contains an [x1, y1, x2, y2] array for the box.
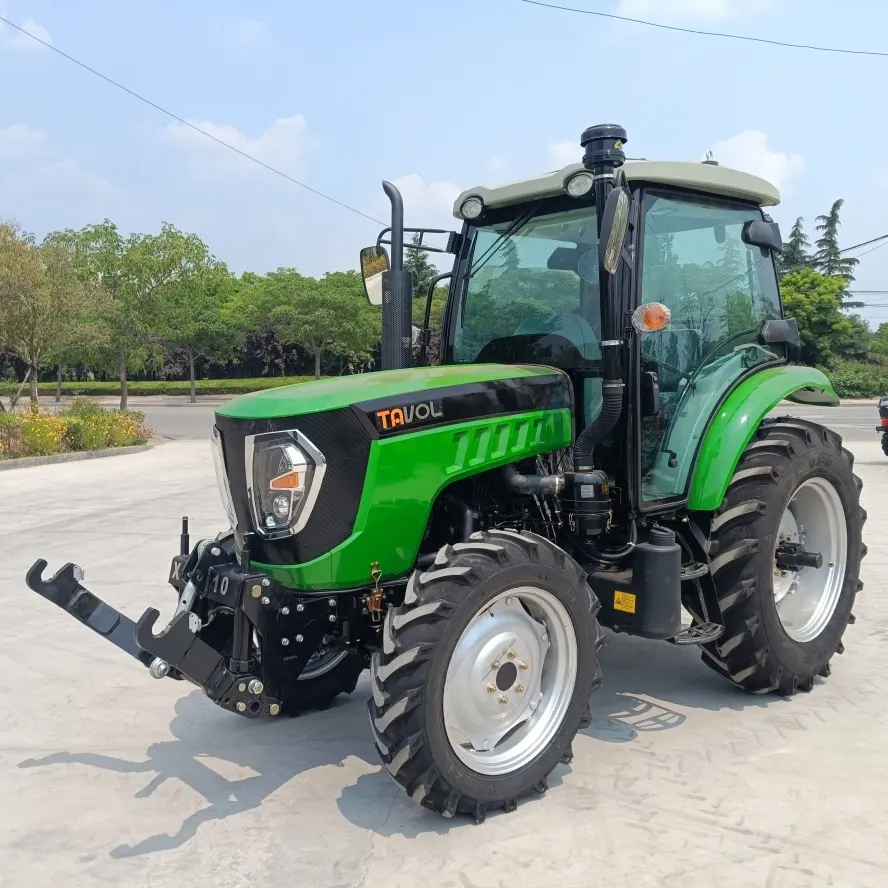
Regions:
[[375, 400, 444, 431]]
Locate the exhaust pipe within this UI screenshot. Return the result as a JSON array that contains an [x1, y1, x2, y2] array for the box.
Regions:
[[381, 181, 414, 371]]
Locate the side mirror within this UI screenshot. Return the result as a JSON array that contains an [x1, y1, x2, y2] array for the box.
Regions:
[[359, 246, 390, 306], [743, 219, 783, 253], [598, 186, 631, 275]]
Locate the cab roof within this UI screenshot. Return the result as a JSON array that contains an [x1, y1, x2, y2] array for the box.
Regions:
[[452, 159, 781, 220]]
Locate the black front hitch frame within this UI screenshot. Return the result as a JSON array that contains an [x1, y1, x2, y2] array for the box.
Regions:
[[24, 542, 346, 719]]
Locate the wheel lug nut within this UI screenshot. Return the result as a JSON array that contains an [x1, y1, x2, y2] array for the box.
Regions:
[[487, 683, 496, 693], [515, 684, 525, 693], [499, 695, 508, 705], [518, 661, 528, 671], [507, 650, 516, 660], [492, 661, 501, 670]]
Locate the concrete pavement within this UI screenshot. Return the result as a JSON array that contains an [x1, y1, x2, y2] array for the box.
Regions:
[[1, 437, 887, 887]]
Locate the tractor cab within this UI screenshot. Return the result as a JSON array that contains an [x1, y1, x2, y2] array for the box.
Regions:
[[362, 125, 798, 518]]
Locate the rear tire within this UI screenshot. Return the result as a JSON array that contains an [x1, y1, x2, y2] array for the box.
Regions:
[[700, 417, 866, 694], [881, 432, 888, 457], [368, 529, 604, 821]]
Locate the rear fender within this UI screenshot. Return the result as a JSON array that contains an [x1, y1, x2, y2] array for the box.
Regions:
[[687, 365, 839, 512]]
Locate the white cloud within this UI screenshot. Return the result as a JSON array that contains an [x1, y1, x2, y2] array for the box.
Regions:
[[616, 0, 772, 21], [0, 124, 125, 224], [547, 140, 580, 169], [0, 17, 52, 50], [163, 115, 314, 177], [706, 130, 804, 194], [384, 173, 462, 230]]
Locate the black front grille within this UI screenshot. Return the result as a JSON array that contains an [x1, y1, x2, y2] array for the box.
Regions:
[[215, 407, 373, 565]]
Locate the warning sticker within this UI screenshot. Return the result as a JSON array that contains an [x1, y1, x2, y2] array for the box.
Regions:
[[613, 591, 637, 614]]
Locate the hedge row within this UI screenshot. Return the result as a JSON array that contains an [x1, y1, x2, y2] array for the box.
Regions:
[[818, 363, 888, 400], [2, 367, 885, 401], [0, 400, 151, 459], [0, 376, 317, 398]]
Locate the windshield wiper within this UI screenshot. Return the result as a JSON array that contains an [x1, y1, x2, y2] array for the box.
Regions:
[[469, 204, 540, 278]]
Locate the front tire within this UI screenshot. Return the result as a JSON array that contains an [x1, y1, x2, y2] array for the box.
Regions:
[[368, 529, 604, 822], [282, 643, 364, 714], [701, 417, 866, 694]]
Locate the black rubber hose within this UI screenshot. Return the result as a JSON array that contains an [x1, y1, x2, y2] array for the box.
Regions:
[[502, 464, 564, 495], [573, 380, 623, 470], [588, 520, 637, 564]]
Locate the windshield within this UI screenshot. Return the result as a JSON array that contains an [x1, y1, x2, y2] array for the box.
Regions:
[[451, 204, 600, 367]]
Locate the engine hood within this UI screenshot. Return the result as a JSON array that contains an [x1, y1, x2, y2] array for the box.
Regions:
[[215, 363, 567, 421]]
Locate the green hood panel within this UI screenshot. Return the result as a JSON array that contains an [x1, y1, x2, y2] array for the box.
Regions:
[[216, 364, 563, 420], [253, 407, 574, 590]]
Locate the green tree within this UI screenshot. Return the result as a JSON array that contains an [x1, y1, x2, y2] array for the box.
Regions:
[[779, 268, 856, 365], [404, 233, 439, 301], [0, 221, 94, 408], [814, 199, 859, 284], [778, 217, 810, 274], [259, 270, 379, 379], [158, 260, 239, 402], [73, 222, 214, 408]]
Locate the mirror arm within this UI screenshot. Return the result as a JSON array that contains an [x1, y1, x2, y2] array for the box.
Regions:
[[377, 227, 461, 256], [419, 272, 452, 366]]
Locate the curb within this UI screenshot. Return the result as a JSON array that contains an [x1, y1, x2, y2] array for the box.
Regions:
[[0, 438, 164, 472]]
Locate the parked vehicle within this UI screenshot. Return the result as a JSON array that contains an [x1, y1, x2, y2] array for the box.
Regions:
[[26, 124, 867, 822], [878, 396, 888, 456]]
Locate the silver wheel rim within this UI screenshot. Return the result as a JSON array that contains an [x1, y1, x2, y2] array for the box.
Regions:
[[773, 477, 848, 643], [442, 586, 578, 777]]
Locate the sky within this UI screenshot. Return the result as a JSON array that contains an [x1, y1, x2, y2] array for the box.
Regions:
[[2, 0, 887, 324]]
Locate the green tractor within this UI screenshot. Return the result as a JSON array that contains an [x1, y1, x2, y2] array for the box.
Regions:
[[26, 125, 866, 822]]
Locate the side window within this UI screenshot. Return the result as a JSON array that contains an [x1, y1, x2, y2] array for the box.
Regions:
[[639, 194, 783, 505]]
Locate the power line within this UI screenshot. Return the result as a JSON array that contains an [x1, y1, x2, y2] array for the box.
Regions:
[[0, 14, 387, 228], [840, 233, 888, 255], [514, 0, 888, 58], [852, 239, 888, 260]]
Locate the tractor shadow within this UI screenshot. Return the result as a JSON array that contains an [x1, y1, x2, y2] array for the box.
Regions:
[[580, 629, 784, 744], [17, 632, 794, 852], [17, 689, 378, 858]]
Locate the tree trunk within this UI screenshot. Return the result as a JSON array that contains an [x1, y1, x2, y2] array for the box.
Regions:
[[188, 349, 196, 404], [9, 366, 31, 412], [314, 347, 322, 380], [29, 363, 39, 407], [119, 351, 128, 411], [56, 364, 63, 404]]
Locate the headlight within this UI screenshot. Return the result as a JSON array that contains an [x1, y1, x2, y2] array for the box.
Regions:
[[244, 429, 326, 538], [460, 196, 484, 219], [210, 425, 238, 529], [565, 171, 594, 198]]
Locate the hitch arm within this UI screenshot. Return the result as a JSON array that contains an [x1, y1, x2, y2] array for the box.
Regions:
[[26, 560, 155, 668], [26, 558, 281, 719]]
